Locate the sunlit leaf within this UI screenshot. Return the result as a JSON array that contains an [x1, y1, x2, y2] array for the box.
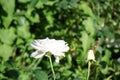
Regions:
[[79, 1, 93, 17], [0, 0, 15, 28], [18, 0, 31, 3], [0, 44, 13, 61], [83, 17, 95, 37], [102, 49, 111, 64], [0, 28, 16, 45]]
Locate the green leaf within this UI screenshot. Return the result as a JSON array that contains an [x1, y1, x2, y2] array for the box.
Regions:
[[42, 0, 58, 6], [100, 61, 109, 75], [102, 49, 111, 64], [77, 31, 94, 65], [36, 0, 44, 9], [18, 0, 31, 3], [80, 31, 94, 53], [25, 9, 40, 23], [16, 38, 24, 45], [0, 44, 13, 61], [18, 72, 31, 80], [69, 0, 78, 8], [79, 1, 94, 17], [34, 70, 48, 80], [83, 17, 95, 37], [0, 28, 16, 45], [56, 0, 68, 9], [17, 25, 31, 39], [43, 10, 54, 24], [63, 70, 72, 76], [30, 0, 39, 8], [0, 0, 15, 28]]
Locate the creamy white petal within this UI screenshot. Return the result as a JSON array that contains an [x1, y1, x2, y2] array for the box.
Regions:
[[46, 40, 69, 54], [52, 52, 65, 57], [31, 50, 45, 58], [31, 40, 47, 51], [30, 38, 69, 61], [87, 50, 96, 62], [55, 56, 60, 63], [31, 40, 42, 50]]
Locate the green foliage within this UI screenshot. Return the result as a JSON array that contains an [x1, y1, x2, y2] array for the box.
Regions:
[[34, 70, 48, 80], [0, 0, 15, 28], [0, 44, 13, 61], [0, 0, 120, 80]]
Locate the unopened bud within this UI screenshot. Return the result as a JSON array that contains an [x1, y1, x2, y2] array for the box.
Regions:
[[87, 50, 96, 62]]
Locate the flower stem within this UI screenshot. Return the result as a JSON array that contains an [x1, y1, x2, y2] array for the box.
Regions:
[[87, 61, 91, 80], [48, 55, 56, 80]]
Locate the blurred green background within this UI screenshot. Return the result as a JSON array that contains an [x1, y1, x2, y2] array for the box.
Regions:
[[0, 0, 120, 80]]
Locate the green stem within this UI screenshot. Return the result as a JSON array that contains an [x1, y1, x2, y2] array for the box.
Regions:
[[87, 61, 91, 80], [95, 67, 98, 80], [48, 55, 56, 80], [33, 58, 41, 69]]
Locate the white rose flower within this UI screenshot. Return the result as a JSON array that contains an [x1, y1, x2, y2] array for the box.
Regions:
[[87, 50, 96, 62], [30, 38, 69, 63]]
